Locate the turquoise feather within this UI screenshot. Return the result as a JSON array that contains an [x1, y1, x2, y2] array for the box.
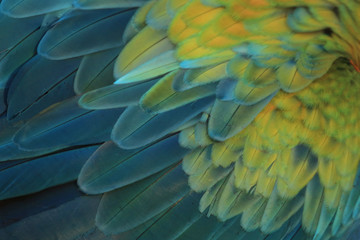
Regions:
[[1, 0, 73, 18], [7, 56, 80, 122], [96, 165, 190, 234], [38, 9, 135, 60], [74, 47, 122, 94], [14, 97, 124, 150], [78, 134, 189, 194]]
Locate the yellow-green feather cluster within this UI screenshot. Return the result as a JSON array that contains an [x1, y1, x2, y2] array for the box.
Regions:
[[106, 0, 360, 239]]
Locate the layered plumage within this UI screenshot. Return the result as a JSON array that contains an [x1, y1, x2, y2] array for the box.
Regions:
[[0, 0, 360, 240]]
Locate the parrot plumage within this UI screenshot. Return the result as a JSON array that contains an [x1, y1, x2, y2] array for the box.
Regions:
[[0, 0, 360, 239]]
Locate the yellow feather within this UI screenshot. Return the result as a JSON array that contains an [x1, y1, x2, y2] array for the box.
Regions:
[[114, 26, 172, 78]]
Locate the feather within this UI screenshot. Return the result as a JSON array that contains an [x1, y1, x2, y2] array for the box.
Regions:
[[0, 117, 56, 161], [0, 28, 46, 93], [208, 94, 275, 141], [112, 211, 167, 240], [240, 197, 267, 231], [260, 189, 304, 233], [277, 145, 318, 198], [111, 96, 214, 149], [122, 0, 155, 43], [0, 183, 102, 240], [114, 50, 179, 84], [0, 145, 98, 200], [78, 134, 189, 194], [332, 192, 349, 235], [74, 0, 148, 9], [74, 47, 121, 94], [7, 56, 80, 122], [146, 0, 171, 31], [14, 97, 124, 150], [136, 192, 202, 240], [114, 26, 173, 78], [343, 168, 360, 224], [96, 164, 190, 234], [302, 175, 324, 234], [194, 121, 213, 147], [276, 61, 313, 92], [1, 0, 73, 18], [79, 78, 157, 110], [38, 9, 135, 60], [233, 81, 279, 106], [179, 125, 200, 149], [314, 202, 337, 240], [0, 12, 43, 51], [176, 215, 226, 240], [183, 62, 227, 87], [183, 147, 212, 176], [188, 164, 232, 192], [140, 71, 216, 113]]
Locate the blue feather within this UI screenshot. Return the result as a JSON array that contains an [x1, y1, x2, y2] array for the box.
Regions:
[[74, 0, 148, 9], [7, 56, 80, 122], [0, 183, 102, 240], [111, 96, 214, 149], [78, 134, 189, 194], [79, 78, 157, 109], [13, 97, 124, 150], [96, 164, 190, 234], [74, 47, 121, 94], [0, 145, 98, 200], [1, 0, 73, 18], [38, 9, 135, 60]]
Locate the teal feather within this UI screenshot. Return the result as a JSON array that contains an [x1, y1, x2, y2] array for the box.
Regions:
[[96, 165, 190, 234], [0, 145, 98, 200], [140, 72, 217, 114], [216, 78, 238, 101], [177, 215, 227, 240], [74, 0, 148, 9], [208, 94, 275, 141], [0, 117, 52, 161], [14, 97, 124, 150], [0, 183, 102, 240], [0, 12, 43, 51], [74, 47, 121, 94], [136, 192, 202, 240], [0, 28, 46, 93], [7, 56, 80, 122], [79, 79, 157, 110], [343, 168, 360, 224], [114, 50, 179, 84], [0, 12, 43, 106], [0, 89, 5, 114], [113, 211, 168, 240], [38, 9, 135, 60], [78, 134, 189, 194], [1, 0, 73, 18], [111, 96, 214, 149]]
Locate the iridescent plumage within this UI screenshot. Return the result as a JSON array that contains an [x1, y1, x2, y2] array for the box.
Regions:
[[0, 0, 360, 240]]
